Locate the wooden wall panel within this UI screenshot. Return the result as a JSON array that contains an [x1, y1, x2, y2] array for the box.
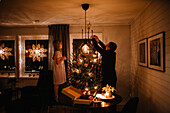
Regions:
[[130, 0, 170, 113]]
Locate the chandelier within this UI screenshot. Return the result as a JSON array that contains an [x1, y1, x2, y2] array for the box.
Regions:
[[0, 43, 13, 60], [25, 43, 47, 62], [81, 4, 93, 54]]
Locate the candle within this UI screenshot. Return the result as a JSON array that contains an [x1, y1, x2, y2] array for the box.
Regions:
[[101, 102, 105, 107], [105, 92, 109, 98]]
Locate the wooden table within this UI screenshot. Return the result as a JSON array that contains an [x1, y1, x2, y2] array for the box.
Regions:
[[49, 94, 122, 113]]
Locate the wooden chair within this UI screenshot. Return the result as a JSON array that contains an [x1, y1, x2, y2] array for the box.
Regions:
[[118, 97, 139, 113]]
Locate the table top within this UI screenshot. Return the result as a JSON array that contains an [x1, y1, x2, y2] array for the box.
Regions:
[[58, 93, 122, 108]]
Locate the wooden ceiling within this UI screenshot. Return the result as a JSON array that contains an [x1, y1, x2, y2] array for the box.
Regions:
[[0, 0, 152, 26]]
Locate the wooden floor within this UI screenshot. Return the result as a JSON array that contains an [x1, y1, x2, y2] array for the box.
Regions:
[[0, 104, 124, 113], [48, 104, 124, 113]]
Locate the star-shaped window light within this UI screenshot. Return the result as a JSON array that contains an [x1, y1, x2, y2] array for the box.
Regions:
[[26, 44, 47, 62], [0, 43, 13, 60]]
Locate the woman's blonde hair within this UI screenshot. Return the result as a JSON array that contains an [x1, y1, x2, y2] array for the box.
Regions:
[[53, 40, 62, 60]]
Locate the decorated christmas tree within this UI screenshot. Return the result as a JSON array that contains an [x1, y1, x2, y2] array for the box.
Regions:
[[67, 39, 102, 91]]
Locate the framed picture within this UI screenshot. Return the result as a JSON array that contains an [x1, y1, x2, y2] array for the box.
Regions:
[[138, 39, 148, 67], [148, 32, 165, 71]]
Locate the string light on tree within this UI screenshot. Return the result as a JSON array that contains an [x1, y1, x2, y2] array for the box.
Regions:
[[67, 3, 102, 91]]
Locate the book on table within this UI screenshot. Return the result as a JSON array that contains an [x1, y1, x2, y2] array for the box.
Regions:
[[61, 85, 93, 105]]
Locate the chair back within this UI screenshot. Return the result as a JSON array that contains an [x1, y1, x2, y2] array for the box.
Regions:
[[37, 70, 55, 105], [121, 97, 139, 113]]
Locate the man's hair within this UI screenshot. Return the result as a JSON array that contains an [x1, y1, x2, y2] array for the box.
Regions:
[[109, 42, 117, 51]]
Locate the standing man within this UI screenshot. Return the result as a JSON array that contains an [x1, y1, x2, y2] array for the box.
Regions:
[[91, 35, 117, 88]]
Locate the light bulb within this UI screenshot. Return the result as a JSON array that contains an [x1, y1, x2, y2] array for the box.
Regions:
[[82, 44, 89, 53], [85, 87, 89, 91], [0, 50, 3, 54], [35, 50, 40, 54], [25, 50, 28, 53], [94, 86, 98, 90], [94, 59, 97, 63]]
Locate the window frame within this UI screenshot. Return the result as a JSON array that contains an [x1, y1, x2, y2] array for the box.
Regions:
[[0, 35, 17, 78], [69, 33, 103, 62], [18, 35, 48, 78]]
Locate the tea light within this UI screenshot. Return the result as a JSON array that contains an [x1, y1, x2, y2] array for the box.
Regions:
[[101, 102, 105, 107], [105, 92, 109, 98]]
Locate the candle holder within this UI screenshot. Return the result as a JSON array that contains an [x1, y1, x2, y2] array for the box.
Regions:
[[102, 84, 116, 98]]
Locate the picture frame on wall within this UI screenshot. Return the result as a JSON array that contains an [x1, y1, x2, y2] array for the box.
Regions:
[[138, 39, 148, 67], [148, 32, 165, 71]]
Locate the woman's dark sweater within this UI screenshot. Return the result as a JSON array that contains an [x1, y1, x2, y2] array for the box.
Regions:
[[92, 38, 117, 87]]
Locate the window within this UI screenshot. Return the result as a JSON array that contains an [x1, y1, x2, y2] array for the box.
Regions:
[[0, 36, 16, 77], [19, 35, 48, 78], [70, 33, 103, 61], [25, 40, 48, 72]]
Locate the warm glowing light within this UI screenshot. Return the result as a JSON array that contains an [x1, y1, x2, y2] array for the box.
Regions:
[[82, 44, 89, 53], [85, 87, 89, 91], [93, 54, 97, 57], [79, 59, 83, 63], [105, 92, 109, 97], [87, 91, 91, 95], [35, 50, 39, 54], [0, 43, 13, 60], [0, 50, 3, 54], [25, 50, 28, 53], [94, 86, 98, 90], [96, 94, 105, 99], [102, 84, 116, 93], [94, 59, 97, 63], [101, 102, 105, 107], [28, 44, 47, 62], [76, 69, 80, 73]]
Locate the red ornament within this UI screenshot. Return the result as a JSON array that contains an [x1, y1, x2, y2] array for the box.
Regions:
[[93, 75, 96, 80]]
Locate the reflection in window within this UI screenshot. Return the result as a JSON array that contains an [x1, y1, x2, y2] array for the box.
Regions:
[[73, 39, 97, 58], [0, 40, 15, 72], [25, 40, 48, 72]]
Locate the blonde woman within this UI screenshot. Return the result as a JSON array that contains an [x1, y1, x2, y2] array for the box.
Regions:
[[53, 40, 66, 102]]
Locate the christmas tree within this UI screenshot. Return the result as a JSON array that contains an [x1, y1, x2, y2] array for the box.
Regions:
[[67, 40, 102, 91]]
